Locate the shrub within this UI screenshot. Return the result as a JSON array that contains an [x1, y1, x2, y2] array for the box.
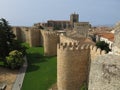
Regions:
[[96, 41, 111, 53], [10, 40, 28, 56], [6, 50, 24, 69]]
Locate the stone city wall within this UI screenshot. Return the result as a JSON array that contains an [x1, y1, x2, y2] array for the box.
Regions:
[[88, 54, 120, 90], [90, 45, 106, 60], [12, 27, 22, 41], [41, 30, 59, 56], [57, 43, 90, 90], [20, 27, 30, 43], [12, 26, 30, 43], [29, 29, 41, 47], [12, 26, 42, 47]]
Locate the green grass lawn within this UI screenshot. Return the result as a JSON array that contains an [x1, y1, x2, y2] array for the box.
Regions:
[[21, 47, 57, 90]]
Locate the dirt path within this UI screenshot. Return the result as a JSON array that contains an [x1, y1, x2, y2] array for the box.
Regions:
[[0, 67, 18, 90]]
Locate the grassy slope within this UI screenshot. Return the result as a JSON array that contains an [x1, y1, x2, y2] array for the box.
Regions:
[[21, 47, 57, 90]]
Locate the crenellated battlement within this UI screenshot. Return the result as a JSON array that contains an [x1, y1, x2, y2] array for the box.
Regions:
[[90, 45, 106, 60], [57, 42, 90, 90], [57, 41, 107, 90], [41, 30, 58, 38], [57, 42, 90, 51], [90, 45, 106, 54]]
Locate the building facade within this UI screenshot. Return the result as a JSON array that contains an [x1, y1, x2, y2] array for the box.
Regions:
[[34, 13, 91, 30]]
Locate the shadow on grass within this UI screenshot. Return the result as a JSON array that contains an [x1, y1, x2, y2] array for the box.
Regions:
[[27, 53, 46, 63], [26, 52, 56, 73], [26, 64, 40, 73]]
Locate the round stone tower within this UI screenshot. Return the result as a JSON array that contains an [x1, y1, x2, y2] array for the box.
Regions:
[[41, 30, 59, 56], [57, 42, 90, 90]]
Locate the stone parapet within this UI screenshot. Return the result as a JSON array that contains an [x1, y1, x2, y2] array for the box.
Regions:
[[88, 54, 120, 90], [90, 45, 106, 60]]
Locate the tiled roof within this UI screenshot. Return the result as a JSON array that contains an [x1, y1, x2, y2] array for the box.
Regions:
[[96, 33, 114, 42]]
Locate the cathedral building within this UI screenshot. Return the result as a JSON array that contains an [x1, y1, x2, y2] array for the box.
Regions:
[[34, 13, 91, 30]]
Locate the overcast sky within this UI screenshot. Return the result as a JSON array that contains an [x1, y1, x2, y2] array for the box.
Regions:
[[0, 0, 120, 26]]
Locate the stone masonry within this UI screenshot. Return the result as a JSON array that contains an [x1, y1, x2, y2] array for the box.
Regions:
[[74, 22, 90, 37], [112, 23, 120, 54], [12, 18, 120, 90], [57, 43, 90, 90], [41, 30, 59, 56], [39, 30, 106, 90], [90, 45, 106, 60], [12, 26, 42, 47], [13, 27, 112, 90], [88, 21, 120, 90], [88, 54, 120, 90], [57, 41, 106, 90], [29, 29, 41, 47]]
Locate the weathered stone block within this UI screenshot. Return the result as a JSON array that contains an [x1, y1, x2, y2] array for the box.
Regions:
[[88, 54, 120, 90]]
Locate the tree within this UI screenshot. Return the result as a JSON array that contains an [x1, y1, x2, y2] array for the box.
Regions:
[[96, 41, 111, 53], [0, 18, 15, 59]]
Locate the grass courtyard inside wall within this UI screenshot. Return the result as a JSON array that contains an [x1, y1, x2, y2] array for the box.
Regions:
[[21, 46, 57, 90]]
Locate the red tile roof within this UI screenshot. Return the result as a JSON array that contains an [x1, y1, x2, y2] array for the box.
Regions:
[[96, 33, 114, 42]]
